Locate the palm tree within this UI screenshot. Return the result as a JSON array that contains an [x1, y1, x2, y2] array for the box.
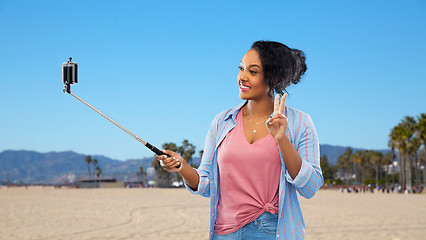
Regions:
[[389, 113, 426, 192], [390, 116, 417, 192], [350, 150, 364, 184], [137, 166, 145, 183], [416, 113, 426, 187], [401, 116, 417, 192], [390, 124, 407, 190], [369, 151, 383, 186], [387, 135, 398, 186], [383, 152, 394, 187], [418, 113, 426, 147], [152, 142, 178, 186], [419, 147, 426, 188], [95, 166, 102, 178], [337, 148, 352, 184], [163, 142, 178, 152], [320, 155, 335, 184], [91, 158, 98, 177], [178, 140, 196, 167], [85, 155, 92, 178], [407, 135, 421, 187]]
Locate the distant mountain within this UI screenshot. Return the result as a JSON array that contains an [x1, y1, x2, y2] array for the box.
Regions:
[[319, 144, 390, 165], [0, 144, 390, 184], [0, 150, 156, 184], [319, 144, 362, 165]]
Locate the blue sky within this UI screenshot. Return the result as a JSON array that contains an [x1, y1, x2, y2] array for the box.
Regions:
[[1, 1, 425, 161]]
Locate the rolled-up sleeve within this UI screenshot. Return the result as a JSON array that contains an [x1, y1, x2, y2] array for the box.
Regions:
[[184, 113, 220, 198], [285, 114, 323, 199], [184, 168, 211, 197]]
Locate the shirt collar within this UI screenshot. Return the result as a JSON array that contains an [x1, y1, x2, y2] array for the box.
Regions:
[[224, 101, 247, 122], [224, 100, 285, 122]]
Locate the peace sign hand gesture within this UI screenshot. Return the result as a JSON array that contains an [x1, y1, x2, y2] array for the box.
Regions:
[[266, 93, 288, 141]]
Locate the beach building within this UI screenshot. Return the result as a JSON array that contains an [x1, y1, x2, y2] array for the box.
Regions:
[[78, 178, 123, 188]]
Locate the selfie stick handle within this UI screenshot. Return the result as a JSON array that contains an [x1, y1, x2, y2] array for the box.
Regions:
[[69, 92, 169, 158]]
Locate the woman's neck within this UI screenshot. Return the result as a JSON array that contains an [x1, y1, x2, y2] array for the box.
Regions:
[[245, 96, 274, 118]]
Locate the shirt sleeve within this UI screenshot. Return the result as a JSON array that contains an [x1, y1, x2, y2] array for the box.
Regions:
[[184, 112, 221, 198], [285, 114, 324, 199]]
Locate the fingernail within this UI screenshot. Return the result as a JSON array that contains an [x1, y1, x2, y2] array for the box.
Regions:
[[164, 155, 167, 159], [173, 157, 175, 159]]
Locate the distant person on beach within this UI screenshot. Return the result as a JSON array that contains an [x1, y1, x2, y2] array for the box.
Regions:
[[156, 40, 323, 240]]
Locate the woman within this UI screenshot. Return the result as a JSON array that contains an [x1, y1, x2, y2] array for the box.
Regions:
[[156, 40, 323, 240]]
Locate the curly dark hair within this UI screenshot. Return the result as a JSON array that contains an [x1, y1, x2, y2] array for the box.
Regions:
[[251, 40, 307, 96]]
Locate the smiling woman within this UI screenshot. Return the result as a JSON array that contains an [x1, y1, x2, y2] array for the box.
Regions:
[[156, 40, 323, 240]]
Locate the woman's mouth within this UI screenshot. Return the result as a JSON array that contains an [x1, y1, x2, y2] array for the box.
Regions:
[[239, 82, 251, 91]]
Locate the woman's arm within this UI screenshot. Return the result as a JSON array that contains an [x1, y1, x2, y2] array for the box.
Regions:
[[155, 110, 224, 196], [288, 115, 323, 198], [275, 134, 302, 179], [266, 93, 302, 179], [266, 93, 302, 178], [156, 150, 199, 190], [266, 94, 323, 198]]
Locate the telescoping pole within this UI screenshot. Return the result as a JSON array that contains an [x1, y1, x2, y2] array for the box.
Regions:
[[69, 92, 164, 154], [62, 57, 180, 168]]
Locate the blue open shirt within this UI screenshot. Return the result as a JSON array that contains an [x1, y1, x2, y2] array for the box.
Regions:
[[184, 101, 324, 239]]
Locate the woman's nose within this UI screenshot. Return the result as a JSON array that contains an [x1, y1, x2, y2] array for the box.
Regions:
[[238, 71, 248, 81]]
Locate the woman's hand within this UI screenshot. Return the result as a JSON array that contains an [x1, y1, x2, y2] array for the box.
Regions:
[[266, 93, 288, 141], [155, 150, 185, 173]]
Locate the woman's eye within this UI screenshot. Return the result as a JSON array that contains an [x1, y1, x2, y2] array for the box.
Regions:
[[250, 70, 257, 74], [238, 66, 244, 71]]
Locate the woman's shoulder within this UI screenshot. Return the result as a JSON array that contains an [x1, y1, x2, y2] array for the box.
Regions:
[[285, 105, 311, 119], [211, 109, 232, 123], [212, 102, 245, 123], [285, 106, 314, 126]]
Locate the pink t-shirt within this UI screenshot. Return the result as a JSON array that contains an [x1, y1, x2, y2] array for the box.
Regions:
[[214, 108, 282, 235]]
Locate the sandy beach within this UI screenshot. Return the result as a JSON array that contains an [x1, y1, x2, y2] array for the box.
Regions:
[[0, 187, 425, 240]]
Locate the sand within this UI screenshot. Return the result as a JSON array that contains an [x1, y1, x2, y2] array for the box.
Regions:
[[0, 187, 425, 240], [300, 190, 426, 240]]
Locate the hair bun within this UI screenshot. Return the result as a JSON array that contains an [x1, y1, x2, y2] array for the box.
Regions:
[[290, 49, 307, 85], [251, 40, 308, 96]]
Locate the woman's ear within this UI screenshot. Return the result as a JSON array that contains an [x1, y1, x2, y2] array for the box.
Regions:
[[267, 88, 274, 98]]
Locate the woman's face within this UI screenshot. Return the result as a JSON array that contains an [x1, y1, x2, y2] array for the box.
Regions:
[[238, 49, 270, 100]]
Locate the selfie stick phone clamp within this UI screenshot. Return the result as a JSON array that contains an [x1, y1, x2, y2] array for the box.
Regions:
[[62, 57, 180, 168]]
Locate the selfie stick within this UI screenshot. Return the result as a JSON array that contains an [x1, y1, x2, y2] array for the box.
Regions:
[[62, 57, 179, 167]]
